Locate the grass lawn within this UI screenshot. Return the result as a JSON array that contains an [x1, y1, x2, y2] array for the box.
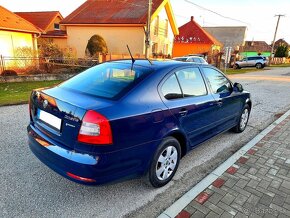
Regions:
[[0, 80, 62, 106], [223, 68, 266, 75]]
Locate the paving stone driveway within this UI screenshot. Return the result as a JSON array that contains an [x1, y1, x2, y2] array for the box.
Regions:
[[177, 115, 290, 218]]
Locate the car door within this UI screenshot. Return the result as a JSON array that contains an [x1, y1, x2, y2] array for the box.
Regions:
[[247, 57, 256, 67], [201, 67, 243, 132], [160, 67, 219, 147]]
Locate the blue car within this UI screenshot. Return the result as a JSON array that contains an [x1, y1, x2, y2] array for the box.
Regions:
[[28, 60, 251, 187]]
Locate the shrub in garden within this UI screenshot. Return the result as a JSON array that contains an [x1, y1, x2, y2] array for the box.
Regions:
[[85, 35, 108, 57], [1, 70, 18, 76]]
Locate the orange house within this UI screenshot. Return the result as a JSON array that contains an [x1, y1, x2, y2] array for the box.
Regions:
[[173, 16, 222, 57]]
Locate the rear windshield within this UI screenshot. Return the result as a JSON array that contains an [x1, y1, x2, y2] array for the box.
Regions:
[[59, 63, 153, 100], [174, 58, 187, 62]]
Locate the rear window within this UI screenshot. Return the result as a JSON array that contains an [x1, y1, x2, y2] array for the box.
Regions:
[[59, 63, 152, 100], [174, 58, 187, 62]]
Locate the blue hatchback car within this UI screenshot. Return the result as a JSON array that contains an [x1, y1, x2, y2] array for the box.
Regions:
[[28, 60, 251, 187]]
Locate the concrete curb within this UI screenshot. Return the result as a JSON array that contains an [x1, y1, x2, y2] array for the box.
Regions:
[[158, 108, 290, 218]]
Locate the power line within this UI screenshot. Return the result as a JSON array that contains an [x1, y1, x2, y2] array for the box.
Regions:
[[184, 0, 251, 26]]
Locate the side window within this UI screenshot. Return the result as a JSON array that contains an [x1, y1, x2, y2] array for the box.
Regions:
[[161, 74, 182, 100], [203, 68, 232, 94], [176, 68, 207, 97]]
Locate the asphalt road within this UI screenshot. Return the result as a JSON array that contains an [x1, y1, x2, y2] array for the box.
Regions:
[[1, 67, 290, 218]]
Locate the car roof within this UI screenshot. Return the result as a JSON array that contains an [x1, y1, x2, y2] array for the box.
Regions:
[[107, 59, 202, 70]]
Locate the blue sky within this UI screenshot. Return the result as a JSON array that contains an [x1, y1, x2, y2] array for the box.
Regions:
[[1, 0, 289, 44]]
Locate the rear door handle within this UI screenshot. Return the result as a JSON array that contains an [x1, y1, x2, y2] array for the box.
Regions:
[[179, 109, 188, 117], [217, 100, 223, 107]]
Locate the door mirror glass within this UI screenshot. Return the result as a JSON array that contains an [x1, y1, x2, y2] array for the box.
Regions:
[[233, 82, 243, 92]]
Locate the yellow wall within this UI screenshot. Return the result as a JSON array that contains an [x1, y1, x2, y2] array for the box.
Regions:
[[52, 38, 67, 49], [0, 30, 37, 57], [66, 26, 145, 58], [150, 7, 174, 56]]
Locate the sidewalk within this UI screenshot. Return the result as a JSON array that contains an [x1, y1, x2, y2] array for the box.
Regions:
[[159, 110, 290, 218]]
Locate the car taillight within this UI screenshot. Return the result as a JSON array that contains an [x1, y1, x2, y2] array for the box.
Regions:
[[29, 97, 32, 120], [78, 110, 113, 145]]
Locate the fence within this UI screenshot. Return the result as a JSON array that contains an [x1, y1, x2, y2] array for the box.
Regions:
[[98, 53, 146, 63], [0, 56, 99, 75], [271, 57, 287, 65]]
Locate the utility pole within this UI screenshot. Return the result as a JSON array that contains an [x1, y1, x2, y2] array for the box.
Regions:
[[269, 14, 285, 65], [145, 0, 152, 59]]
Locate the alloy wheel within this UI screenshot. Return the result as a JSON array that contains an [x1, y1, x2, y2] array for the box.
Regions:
[[155, 146, 178, 181], [240, 108, 249, 130]]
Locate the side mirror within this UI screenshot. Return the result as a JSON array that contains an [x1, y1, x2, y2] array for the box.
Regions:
[[233, 82, 243, 92]]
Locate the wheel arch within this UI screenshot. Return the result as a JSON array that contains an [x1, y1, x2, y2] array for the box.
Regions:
[[245, 98, 252, 110], [166, 130, 189, 158]]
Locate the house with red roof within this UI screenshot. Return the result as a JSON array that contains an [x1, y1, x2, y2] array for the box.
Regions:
[[15, 11, 67, 49], [60, 0, 179, 58], [172, 16, 222, 57], [0, 6, 40, 57]]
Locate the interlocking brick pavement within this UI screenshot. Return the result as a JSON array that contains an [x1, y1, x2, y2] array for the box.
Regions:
[[175, 115, 290, 218]]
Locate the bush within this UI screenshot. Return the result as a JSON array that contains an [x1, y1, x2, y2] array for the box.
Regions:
[[275, 45, 289, 58], [1, 70, 18, 76], [85, 35, 108, 57], [38, 38, 63, 58]]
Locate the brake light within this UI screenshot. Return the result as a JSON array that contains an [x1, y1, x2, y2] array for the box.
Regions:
[[78, 110, 113, 145], [29, 97, 32, 120]]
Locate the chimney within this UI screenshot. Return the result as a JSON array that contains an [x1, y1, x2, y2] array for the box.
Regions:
[[191, 16, 194, 21]]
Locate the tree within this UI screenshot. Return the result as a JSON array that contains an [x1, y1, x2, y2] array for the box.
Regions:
[[85, 35, 108, 57], [275, 44, 288, 57]]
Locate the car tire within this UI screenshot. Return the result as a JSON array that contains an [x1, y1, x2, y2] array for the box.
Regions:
[[256, 63, 263, 69], [233, 64, 240, 69], [146, 137, 181, 188], [232, 105, 250, 133]]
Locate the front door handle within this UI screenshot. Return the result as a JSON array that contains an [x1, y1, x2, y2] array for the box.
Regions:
[[179, 109, 188, 117]]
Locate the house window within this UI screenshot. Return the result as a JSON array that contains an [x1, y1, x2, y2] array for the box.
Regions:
[[154, 16, 159, 36], [54, 23, 60, 30], [164, 19, 168, 38]]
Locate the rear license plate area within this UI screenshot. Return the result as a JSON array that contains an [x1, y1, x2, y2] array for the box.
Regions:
[[37, 109, 62, 131]]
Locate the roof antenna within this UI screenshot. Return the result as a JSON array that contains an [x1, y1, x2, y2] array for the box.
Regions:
[[127, 45, 135, 71]]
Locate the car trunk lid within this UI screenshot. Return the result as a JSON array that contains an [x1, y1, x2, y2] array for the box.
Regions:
[[29, 86, 113, 149]]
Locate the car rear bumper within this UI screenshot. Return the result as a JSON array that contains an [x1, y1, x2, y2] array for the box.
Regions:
[[27, 125, 154, 185]]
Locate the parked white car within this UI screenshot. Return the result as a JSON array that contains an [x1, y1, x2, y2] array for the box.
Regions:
[[173, 56, 208, 64], [234, 56, 268, 69]]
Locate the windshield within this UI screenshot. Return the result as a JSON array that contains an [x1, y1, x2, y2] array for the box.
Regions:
[[60, 63, 153, 100]]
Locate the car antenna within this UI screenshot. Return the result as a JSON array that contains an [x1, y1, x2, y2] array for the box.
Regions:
[[127, 45, 135, 71], [146, 57, 153, 65]]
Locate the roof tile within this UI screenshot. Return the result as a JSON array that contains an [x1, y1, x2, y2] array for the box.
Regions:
[[0, 6, 40, 34], [15, 11, 62, 32], [61, 0, 164, 24], [174, 16, 222, 46]]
